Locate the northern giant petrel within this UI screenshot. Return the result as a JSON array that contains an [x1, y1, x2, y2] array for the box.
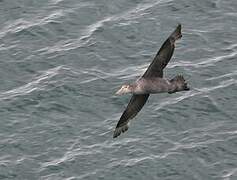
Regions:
[[113, 24, 190, 138]]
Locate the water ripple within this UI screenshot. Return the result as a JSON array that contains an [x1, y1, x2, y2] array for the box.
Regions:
[[1, 0, 237, 179], [169, 50, 237, 69], [37, 0, 174, 55], [0, 66, 69, 100], [0, 10, 72, 39]]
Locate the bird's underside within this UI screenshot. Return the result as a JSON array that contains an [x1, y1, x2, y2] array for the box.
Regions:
[[131, 76, 189, 95], [113, 24, 188, 138]]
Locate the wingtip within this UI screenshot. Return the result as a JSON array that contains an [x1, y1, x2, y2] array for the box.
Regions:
[[177, 23, 181, 30], [171, 23, 182, 40], [113, 124, 129, 138]]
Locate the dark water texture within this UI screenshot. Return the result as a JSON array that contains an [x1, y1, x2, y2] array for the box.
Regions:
[[0, 0, 237, 179]]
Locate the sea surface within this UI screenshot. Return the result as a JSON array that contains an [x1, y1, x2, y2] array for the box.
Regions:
[[0, 0, 237, 179]]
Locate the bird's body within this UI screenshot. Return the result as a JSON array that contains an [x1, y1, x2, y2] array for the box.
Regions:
[[113, 24, 190, 138], [133, 77, 172, 94], [126, 75, 189, 95]]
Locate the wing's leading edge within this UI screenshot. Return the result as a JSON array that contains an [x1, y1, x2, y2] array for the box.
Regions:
[[113, 94, 149, 138], [142, 24, 182, 78]]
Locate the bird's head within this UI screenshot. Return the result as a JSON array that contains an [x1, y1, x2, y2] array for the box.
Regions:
[[115, 84, 133, 95]]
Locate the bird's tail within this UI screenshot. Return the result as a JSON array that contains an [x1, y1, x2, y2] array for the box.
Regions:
[[170, 24, 182, 40], [170, 74, 185, 83], [169, 75, 190, 93]]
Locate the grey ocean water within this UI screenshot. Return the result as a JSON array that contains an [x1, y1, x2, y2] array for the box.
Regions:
[[0, 0, 237, 179]]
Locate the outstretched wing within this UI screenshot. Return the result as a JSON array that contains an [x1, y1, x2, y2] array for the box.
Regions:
[[113, 24, 182, 138], [143, 24, 182, 78], [113, 94, 149, 138]]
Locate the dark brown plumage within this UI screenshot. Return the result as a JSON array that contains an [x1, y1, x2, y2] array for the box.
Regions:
[[113, 24, 182, 138]]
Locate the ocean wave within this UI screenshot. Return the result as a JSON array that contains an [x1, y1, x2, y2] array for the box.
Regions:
[[0, 66, 71, 100], [206, 70, 237, 81], [50, 0, 64, 5], [1, 0, 237, 179], [36, 16, 111, 55], [0, 9, 72, 39], [168, 49, 237, 69], [222, 168, 237, 180], [37, 0, 174, 55]]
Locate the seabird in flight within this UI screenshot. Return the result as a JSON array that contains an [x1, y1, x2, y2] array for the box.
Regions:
[[113, 24, 190, 138]]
